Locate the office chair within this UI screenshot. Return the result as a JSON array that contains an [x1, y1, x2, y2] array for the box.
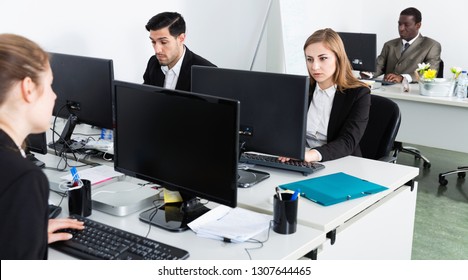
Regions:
[[439, 166, 467, 186], [360, 95, 401, 163], [392, 60, 445, 169]]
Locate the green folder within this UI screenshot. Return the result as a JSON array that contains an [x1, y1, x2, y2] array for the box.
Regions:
[[279, 172, 388, 206]]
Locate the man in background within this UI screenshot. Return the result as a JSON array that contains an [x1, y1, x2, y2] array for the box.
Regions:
[[361, 7, 441, 83], [143, 12, 216, 91]]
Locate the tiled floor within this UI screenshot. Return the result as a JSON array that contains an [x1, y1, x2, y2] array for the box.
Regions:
[[395, 144, 468, 259]]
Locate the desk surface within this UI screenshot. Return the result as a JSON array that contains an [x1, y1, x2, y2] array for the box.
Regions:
[[40, 153, 325, 260], [237, 156, 419, 232], [372, 84, 468, 153]]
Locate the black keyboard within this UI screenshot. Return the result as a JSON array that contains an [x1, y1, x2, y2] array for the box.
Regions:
[[51, 214, 190, 260], [239, 153, 325, 176]]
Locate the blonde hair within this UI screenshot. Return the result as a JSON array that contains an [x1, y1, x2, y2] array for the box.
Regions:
[[303, 28, 368, 91], [0, 33, 49, 104]]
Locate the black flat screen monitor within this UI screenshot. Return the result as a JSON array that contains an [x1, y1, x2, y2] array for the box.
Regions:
[[25, 133, 47, 154], [48, 52, 114, 152], [113, 80, 239, 231], [338, 32, 377, 72], [24, 132, 47, 168], [191, 66, 309, 160]]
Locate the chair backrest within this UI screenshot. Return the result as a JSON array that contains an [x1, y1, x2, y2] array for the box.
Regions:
[[437, 60, 444, 78], [360, 95, 401, 160]]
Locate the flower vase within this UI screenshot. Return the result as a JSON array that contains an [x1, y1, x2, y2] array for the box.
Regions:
[[418, 78, 456, 97]]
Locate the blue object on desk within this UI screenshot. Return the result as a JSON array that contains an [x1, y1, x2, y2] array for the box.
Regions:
[[279, 172, 388, 206], [70, 167, 80, 185], [291, 189, 300, 201]]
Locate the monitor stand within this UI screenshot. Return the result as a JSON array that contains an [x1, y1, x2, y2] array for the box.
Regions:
[[48, 139, 86, 153], [237, 142, 270, 188], [237, 168, 270, 188], [139, 197, 210, 232], [26, 153, 45, 168], [49, 113, 85, 153]]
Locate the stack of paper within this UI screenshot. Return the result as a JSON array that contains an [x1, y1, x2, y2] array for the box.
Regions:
[[60, 165, 124, 186], [188, 205, 272, 243]]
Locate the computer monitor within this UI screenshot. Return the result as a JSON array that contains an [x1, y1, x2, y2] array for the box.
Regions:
[[113, 80, 239, 231], [338, 32, 377, 72], [191, 66, 309, 161], [24, 132, 47, 167], [48, 52, 114, 152]]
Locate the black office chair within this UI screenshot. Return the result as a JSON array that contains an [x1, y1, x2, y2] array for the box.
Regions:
[[439, 166, 467, 186], [392, 60, 445, 169], [360, 95, 401, 162]]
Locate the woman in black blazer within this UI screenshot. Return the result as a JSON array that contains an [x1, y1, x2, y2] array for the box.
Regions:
[[0, 34, 84, 259], [283, 28, 370, 163]]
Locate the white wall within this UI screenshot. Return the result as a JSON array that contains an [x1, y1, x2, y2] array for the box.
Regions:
[[1, 0, 467, 80], [280, 0, 468, 78], [0, 0, 271, 83]]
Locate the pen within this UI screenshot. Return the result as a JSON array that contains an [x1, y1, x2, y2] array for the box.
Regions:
[[70, 167, 80, 186], [275, 187, 282, 201], [291, 189, 300, 201]]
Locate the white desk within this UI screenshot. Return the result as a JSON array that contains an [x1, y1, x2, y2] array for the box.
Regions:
[[38, 153, 325, 260], [372, 83, 468, 153], [40, 149, 419, 259], [238, 156, 419, 259]]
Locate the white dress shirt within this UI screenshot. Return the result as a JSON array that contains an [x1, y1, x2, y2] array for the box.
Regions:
[[401, 33, 420, 83], [306, 84, 336, 160], [161, 47, 186, 90]]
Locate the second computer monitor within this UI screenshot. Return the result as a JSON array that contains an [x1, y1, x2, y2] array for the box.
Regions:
[[48, 52, 114, 151], [113, 81, 239, 230], [25, 133, 47, 155], [338, 32, 377, 72], [191, 66, 309, 161]]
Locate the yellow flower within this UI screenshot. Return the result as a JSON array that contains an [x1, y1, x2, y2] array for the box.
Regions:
[[423, 69, 437, 80]]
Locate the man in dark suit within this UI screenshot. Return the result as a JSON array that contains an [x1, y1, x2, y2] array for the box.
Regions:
[[143, 12, 216, 91], [362, 7, 441, 83]]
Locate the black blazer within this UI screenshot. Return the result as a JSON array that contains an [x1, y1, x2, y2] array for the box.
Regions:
[[143, 46, 216, 92], [0, 130, 49, 259], [308, 84, 371, 161]]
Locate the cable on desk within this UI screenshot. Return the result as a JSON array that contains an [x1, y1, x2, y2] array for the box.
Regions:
[[145, 198, 165, 238], [243, 220, 273, 260], [50, 104, 67, 156]]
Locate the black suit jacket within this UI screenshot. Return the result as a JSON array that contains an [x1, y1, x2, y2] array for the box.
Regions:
[[143, 46, 216, 91], [0, 130, 49, 259], [374, 35, 441, 81], [308, 84, 371, 161]]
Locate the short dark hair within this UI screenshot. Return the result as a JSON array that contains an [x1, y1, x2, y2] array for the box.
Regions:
[[400, 7, 422, 23], [145, 12, 186, 37]]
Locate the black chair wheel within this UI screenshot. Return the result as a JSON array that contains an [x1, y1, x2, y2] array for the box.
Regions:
[[458, 172, 466, 179], [423, 162, 431, 168], [439, 176, 448, 186]]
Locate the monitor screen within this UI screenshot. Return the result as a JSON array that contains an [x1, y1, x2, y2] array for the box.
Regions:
[[191, 66, 309, 160], [338, 32, 377, 72], [25, 133, 47, 154], [113, 81, 239, 231], [24, 132, 47, 168], [48, 52, 114, 152]]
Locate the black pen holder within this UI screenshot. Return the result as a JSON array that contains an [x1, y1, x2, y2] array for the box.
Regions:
[[273, 193, 298, 234], [68, 179, 92, 217]]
